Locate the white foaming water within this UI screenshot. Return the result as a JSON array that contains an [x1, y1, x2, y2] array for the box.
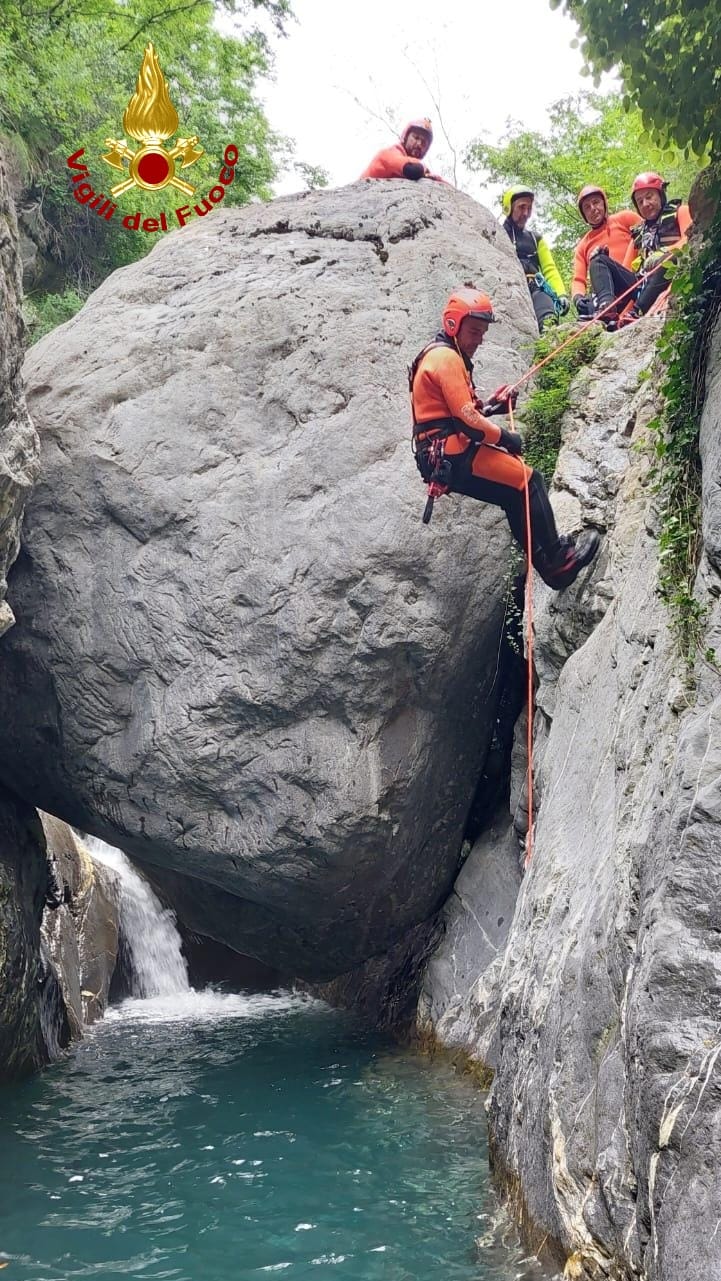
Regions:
[[86, 836, 190, 999], [105, 989, 321, 1024], [86, 835, 321, 1025]]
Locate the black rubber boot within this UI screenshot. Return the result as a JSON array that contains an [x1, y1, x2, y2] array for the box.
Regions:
[[540, 530, 601, 590], [594, 297, 619, 329], [526, 472, 563, 569]]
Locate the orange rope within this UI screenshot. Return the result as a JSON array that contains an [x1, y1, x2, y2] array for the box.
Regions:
[[506, 255, 671, 396]]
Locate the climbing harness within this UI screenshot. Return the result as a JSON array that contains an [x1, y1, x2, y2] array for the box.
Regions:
[[531, 271, 567, 318], [507, 222, 563, 316], [409, 337, 467, 525], [532, 271, 557, 301], [638, 206, 681, 255]]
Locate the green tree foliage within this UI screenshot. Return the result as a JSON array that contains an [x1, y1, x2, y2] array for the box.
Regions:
[[645, 218, 721, 672], [25, 289, 86, 344], [466, 91, 701, 277], [0, 0, 290, 301], [554, 0, 721, 158]]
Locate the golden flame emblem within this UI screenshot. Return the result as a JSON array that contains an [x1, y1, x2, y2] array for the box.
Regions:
[[102, 43, 204, 198]]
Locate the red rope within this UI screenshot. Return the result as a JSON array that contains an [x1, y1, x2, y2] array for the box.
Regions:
[[507, 256, 671, 396]]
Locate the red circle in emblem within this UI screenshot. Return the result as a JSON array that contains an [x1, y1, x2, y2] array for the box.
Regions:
[[137, 151, 170, 185]]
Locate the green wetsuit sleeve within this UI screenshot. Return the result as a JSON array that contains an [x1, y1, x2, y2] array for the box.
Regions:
[[537, 237, 566, 297]]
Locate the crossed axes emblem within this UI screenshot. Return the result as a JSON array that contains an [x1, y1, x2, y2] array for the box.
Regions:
[[102, 135, 204, 198]]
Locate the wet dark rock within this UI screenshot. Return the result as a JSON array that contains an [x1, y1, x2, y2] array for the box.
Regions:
[[40, 816, 120, 1033], [0, 789, 48, 1079]]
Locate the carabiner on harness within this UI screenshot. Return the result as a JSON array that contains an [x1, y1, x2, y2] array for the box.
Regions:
[[419, 437, 452, 525]]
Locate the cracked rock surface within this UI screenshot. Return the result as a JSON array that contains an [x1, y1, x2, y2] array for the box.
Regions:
[[0, 144, 38, 637], [0, 181, 538, 978]]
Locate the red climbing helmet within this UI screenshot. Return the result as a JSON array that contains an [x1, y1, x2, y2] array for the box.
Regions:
[[631, 172, 667, 210], [442, 287, 496, 337], [400, 118, 433, 150], [577, 184, 607, 222]]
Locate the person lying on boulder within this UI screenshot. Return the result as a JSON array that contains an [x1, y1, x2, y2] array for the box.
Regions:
[[410, 286, 600, 589], [571, 185, 638, 319], [360, 118, 444, 182], [588, 172, 692, 329], [501, 187, 570, 333]]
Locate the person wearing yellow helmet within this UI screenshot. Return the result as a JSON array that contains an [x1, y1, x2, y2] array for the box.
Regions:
[[501, 187, 569, 333], [409, 286, 600, 589], [360, 118, 445, 182]]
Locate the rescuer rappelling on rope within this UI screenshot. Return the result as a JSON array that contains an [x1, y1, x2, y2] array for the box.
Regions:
[[409, 286, 600, 590]]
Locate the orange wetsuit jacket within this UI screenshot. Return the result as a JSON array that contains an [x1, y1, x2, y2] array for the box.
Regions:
[[411, 340, 501, 454], [360, 144, 440, 181], [571, 210, 638, 297]]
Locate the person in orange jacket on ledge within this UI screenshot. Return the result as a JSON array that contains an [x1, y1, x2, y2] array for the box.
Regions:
[[360, 118, 444, 182], [588, 173, 692, 327], [410, 286, 600, 589], [571, 185, 638, 319]]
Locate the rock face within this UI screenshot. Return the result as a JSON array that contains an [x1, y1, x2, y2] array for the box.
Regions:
[[1, 137, 61, 295], [0, 788, 49, 1078], [0, 181, 538, 978], [0, 143, 39, 634], [0, 141, 46, 1080], [421, 313, 721, 1281], [41, 815, 120, 1034], [416, 803, 521, 1067]]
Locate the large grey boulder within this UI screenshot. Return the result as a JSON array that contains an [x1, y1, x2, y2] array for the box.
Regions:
[[0, 181, 538, 978]]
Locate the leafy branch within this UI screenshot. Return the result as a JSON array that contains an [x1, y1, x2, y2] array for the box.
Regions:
[[645, 195, 721, 674]]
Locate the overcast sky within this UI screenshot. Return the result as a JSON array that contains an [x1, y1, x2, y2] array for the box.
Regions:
[[249, 0, 597, 207]]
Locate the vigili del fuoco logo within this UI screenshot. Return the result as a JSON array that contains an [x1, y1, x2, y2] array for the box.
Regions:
[[66, 43, 239, 233]]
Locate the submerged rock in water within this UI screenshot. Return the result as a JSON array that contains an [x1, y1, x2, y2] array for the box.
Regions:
[[40, 815, 120, 1033], [0, 181, 537, 977]]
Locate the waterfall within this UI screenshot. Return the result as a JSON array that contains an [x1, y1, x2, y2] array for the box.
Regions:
[[85, 836, 189, 999]]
